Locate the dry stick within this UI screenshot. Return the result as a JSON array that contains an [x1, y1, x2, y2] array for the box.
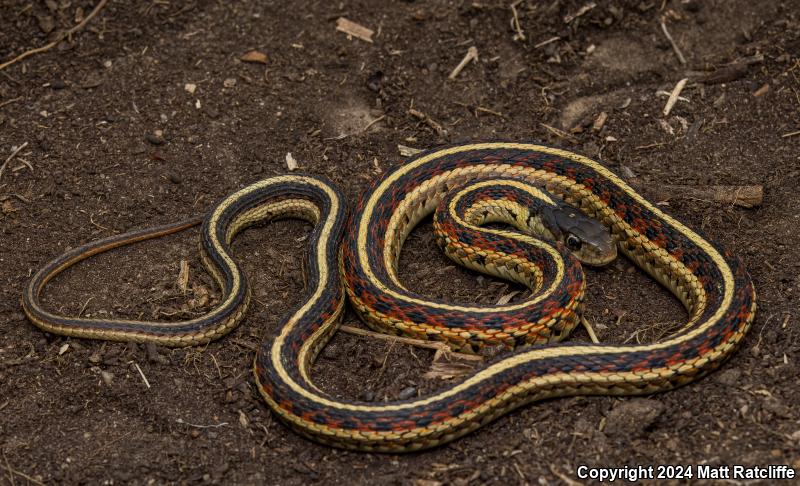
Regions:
[[448, 46, 478, 80], [510, 1, 526, 41], [581, 316, 600, 344], [534, 36, 560, 49], [782, 130, 800, 138], [339, 325, 484, 362], [540, 123, 577, 142], [0, 463, 45, 486], [564, 2, 597, 23], [361, 114, 385, 132], [660, 184, 763, 208], [660, 20, 686, 65], [408, 108, 446, 137], [0, 0, 110, 71], [0, 96, 23, 109], [549, 465, 583, 486], [132, 361, 151, 389], [663, 78, 688, 116], [0, 141, 28, 182]]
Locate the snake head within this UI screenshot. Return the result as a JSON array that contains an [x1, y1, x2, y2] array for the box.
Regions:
[[540, 203, 617, 266]]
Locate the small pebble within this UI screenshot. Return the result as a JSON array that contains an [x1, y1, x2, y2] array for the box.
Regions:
[[88, 353, 102, 364], [145, 133, 164, 145], [101, 371, 114, 385], [398, 386, 417, 400], [223, 78, 237, 88], [51, 79, 66, 90]]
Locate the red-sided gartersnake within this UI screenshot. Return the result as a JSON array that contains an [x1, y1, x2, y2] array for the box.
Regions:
[[22, 142, 756, 452]]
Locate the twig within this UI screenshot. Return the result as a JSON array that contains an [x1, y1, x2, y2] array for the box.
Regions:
[[476, 106, 504, 118], [131, 361, 151, 389], [564, 2, 596, 23], [0, 0, 110, 71], [549, 465, 582, 486], [663, 78, 689, 116], [0, 97, 23, 109], [448, 46, 478, 80], [0, 142, 28, 182], [781, 130, 800, 138], [78, 296, 94, 317], [86, 431, 133, 460], [540, 123, 577, 142], [534, 36, 560, 49], [581, 316, 600, 344], [0, 461, 44, 486], [339, 325, 483, 362], [658, 184, 763, 208], [362, 114, 385, 132], [408, 108, 447, 137], [510, 1, 526, 41], [175, 418, 228, 428], [660, 20, 686, 65]]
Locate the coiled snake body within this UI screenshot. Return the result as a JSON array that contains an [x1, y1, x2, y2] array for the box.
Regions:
[[23, 142, 756, 452]]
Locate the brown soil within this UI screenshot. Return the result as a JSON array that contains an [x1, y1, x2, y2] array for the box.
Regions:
[[1, 1, 799, 484]]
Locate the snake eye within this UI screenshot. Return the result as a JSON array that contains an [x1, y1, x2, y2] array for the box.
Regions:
[[566, 234, 582, 251]]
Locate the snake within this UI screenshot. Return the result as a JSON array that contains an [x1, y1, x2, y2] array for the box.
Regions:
[[22, 142, 756, 452]]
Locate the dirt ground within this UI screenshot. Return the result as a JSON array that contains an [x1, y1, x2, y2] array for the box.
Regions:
[[1, 0, 799, 484]]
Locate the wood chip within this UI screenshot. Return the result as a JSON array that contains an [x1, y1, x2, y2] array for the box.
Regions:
[[335, 17, 374, 43], [752, 83, 770, 97], [240, 50, 268, 64], [285, 152, 298, 171], [178, 260, 190, 294], [663, 78, 689, 116], [592, 111, 608, 132]]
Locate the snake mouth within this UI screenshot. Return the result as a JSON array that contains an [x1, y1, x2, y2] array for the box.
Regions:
[[572, 237, 618, 266]]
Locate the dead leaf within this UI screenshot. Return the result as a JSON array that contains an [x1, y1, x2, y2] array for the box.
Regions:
[[397, 144, 423, 157], [423, 361, 476, 380], [496, 290, 520, 305], [240, 50, 268, 64], [1, 200, 17, 214]]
